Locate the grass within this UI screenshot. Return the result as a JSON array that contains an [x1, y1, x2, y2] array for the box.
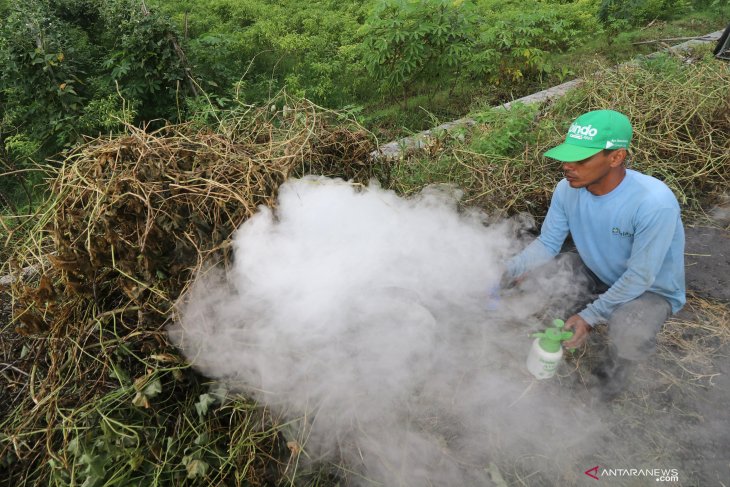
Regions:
[[360, 88, 478, 142], [560, 294, 730, 391], [553, 7, 730, 68]]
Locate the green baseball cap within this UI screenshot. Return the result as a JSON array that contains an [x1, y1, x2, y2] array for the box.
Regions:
[[544, 109, 633, 162]]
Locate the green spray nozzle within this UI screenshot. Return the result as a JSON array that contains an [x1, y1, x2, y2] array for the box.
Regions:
[[532, 319, 573, 353]]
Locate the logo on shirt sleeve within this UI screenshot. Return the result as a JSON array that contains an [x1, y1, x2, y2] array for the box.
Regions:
[[612, 227, 634, 238]]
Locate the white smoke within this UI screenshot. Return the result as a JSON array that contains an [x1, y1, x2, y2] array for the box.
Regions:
[[168, 176, 602, 485]]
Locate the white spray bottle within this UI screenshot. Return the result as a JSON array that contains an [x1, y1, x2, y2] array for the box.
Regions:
[[526, 319, 573, 379]]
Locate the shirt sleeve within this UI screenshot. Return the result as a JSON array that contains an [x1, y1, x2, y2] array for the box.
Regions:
[[578, 206, 678, 325], [506, 181, 570, 279]]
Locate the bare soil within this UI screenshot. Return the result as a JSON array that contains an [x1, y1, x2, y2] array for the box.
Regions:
[[560, 222, 730, 486], [685, 224, 730, 302]]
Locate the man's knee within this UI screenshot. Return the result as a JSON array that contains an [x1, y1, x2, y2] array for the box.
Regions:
[[608, 293, 672, 361]]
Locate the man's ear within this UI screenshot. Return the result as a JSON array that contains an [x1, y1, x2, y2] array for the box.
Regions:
[[609, 148, 627, 167]]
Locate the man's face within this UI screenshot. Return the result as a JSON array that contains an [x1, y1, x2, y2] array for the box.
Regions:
[[562, 149, 625, 195]]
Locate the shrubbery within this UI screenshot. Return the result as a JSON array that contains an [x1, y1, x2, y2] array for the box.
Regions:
[[360, 0, 477, 99], [0, 0, 186, 151], [161, 0, 369, 107], [598, 0, 691, 25], [471, 0, 601, 84], [0, 0, 727, 209], [0, 0, 188, 204]]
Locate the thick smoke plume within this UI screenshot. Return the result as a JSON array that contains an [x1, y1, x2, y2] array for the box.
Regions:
[[169, 176, 601, 485]]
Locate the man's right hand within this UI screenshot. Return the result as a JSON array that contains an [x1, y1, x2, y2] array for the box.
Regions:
[[499, 271, 524, 290], [563, 314, 591, 348]]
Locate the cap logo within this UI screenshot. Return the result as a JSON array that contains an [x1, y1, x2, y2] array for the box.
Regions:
[[568, 123, 598, 140], [605, 141, 614, 148]]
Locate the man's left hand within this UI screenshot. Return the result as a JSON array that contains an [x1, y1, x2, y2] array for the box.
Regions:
[[563, 314, 591, 348]]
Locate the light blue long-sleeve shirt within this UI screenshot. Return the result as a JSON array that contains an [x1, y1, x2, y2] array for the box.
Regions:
[[507, 169, 685, 325]]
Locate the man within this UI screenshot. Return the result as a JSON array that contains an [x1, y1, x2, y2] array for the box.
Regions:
[[504, 109, 686, 398]]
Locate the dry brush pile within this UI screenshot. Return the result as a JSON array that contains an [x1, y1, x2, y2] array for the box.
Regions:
[[0, 99, 383, 486]]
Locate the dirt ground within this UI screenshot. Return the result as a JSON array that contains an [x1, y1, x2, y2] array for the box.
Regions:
[[644, 222, 730, 486], [684, 224, 730, 302], [557, 219, 730, 487]]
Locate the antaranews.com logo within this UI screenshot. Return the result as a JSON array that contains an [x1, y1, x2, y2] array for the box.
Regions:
[[584, 466, 679, 482]]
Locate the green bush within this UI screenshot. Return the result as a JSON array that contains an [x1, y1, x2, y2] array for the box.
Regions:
[[0, 0, 191, 210], [360, 0, 478, 100], [160, 0, 368, 108], [598, 0, 691, 25], [0, 0, 188, 151], [470, 103, 540, 158], [97, 0, 188, 120], [470, 0, 601, 84], [0, 0, 88, 151]]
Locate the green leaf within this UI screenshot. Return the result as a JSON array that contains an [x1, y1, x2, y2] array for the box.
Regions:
[[79, 452, 107, 485], [182, 457, 209, 479], [143, 378, 162, 398], [195, 393, 217, 418], [109, 363, 130, 386], [487, 462, 508, 487], [67, 436, 80, 455]]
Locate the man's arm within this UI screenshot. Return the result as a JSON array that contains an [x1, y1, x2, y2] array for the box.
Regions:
[[578, 206, 678, 325], [564, 206, 679, 347], [505, 181, 570, 281]]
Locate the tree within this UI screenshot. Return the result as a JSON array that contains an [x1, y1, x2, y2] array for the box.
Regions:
[[0, 0, 189, 161]]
